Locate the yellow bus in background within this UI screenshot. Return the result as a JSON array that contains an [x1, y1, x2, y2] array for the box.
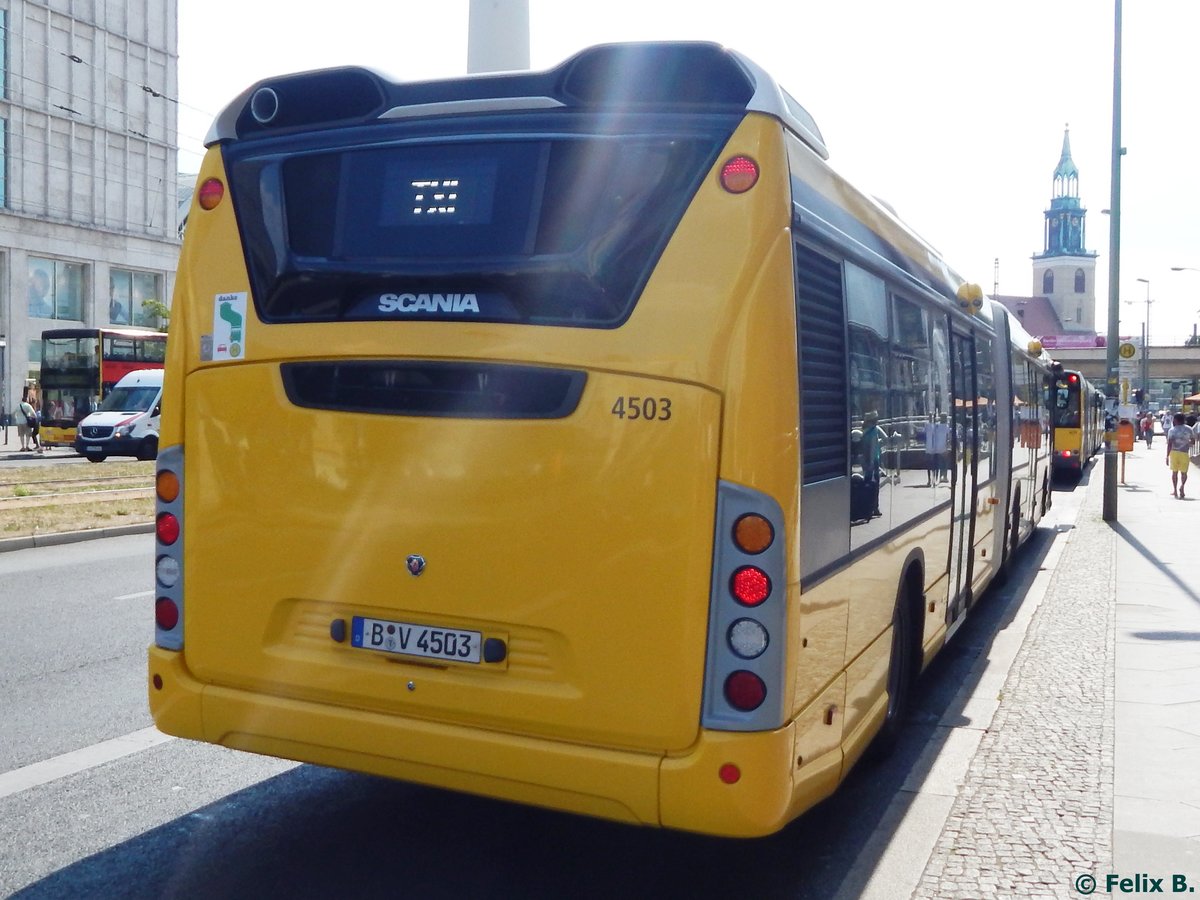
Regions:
[[150, 42, 1054, 837], [1050, 367, 1104, 478]]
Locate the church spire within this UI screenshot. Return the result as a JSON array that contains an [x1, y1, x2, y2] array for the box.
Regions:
[[1039, 124, 1089, 257], [1053, 125, 1079, 198], [1031, 125, 1098, 334]]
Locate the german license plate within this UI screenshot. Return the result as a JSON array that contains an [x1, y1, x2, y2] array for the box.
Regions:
[[351, 616, 481, 664]]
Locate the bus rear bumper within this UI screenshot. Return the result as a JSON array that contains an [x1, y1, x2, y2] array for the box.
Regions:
[[148, 647, 837, 837]]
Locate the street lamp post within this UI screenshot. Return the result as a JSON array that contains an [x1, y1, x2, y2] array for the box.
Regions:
[[1135, 277, 1152, 404], [1102, 0, 1123, 522]]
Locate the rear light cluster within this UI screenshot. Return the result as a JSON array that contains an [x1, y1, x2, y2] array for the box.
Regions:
[[701, 483, 787, 733], [154, 446, 184, 649]]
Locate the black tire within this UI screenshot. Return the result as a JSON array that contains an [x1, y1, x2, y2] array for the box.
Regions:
[[86, 453, 106, 463], [871, 570, 922, 759], [138, 436, 159, 461]]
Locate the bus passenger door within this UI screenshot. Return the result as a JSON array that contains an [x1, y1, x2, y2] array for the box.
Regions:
[[946, 329, 978, 636]]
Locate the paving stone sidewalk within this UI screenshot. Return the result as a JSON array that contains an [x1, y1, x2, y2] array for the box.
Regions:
[[915, 468, 1116, 899]]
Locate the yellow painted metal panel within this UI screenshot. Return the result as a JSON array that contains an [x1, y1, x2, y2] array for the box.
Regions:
[[180, 364, 720, 752]]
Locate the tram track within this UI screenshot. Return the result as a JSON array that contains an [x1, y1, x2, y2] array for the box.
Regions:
[[0, 486, 152, 508], [0, 461, 155, 537]]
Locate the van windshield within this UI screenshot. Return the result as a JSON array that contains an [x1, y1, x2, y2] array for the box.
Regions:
[[99, 386, 159, 413]]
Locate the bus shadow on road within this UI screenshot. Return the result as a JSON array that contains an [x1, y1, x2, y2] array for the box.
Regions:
[[14, 532, 1060, 900]]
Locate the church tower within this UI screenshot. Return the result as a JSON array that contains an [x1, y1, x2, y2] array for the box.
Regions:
[[1031, 127, 1098, 332]]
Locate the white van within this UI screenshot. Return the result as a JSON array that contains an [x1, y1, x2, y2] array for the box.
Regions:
[[74, 368, 164, 462]]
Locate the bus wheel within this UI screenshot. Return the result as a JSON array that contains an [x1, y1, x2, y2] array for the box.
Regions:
[[138, 436, 158, 461], [86, 453, 106, 463], [871, 569, 922, 759]]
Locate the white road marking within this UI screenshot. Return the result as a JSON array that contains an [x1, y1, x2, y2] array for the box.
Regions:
[[113, 590, 154, 601], [0, 727, 175, 800]]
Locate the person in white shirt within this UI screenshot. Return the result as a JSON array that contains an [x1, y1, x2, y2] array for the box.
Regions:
[[1165, 413, 1193, 499]]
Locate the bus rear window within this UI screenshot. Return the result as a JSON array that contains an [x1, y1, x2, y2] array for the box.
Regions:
[[226, 117, 736, 327]]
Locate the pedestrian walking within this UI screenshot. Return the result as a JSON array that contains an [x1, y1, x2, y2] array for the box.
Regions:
[[18, 391, 40, 453], [1142, 412, 1155, 448], [14, 400, 32, 450], [1165, 412, 1193, 499]]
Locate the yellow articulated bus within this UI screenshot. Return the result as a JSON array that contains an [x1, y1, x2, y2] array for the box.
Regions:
[[150, 42, 1054, 837], [1050, 367, 1104, 478]]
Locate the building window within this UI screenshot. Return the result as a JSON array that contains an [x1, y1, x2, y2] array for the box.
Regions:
[[0, 119, 6, 207], [110, 268, 162, 326], [1074, 268, 1085, 293], [0, 10, 7, 98], [1042, 270, 1054, 294], [28, 257, 84, 321]]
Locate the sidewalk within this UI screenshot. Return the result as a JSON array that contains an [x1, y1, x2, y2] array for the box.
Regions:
[[0, 443, 79, 462], [914, 442, 1200, 897]]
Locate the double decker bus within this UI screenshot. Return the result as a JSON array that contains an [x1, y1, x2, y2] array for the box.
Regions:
[[38, 327, 167, 447], [1049, 367, 1104, 477], [150, 42, 1054, 837]]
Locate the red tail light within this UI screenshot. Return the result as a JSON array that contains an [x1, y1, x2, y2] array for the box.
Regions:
[[719, 156, 759, 193], [156, 512, 180, 545], [724, 671, 767, 711], [155, 597, 179, 630], [197, 178, 225, 210], [731, 566, 770, 606]]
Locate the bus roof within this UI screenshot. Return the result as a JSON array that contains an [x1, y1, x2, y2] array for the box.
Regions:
[[207, 42, 829, 160], [41, 326, 164, 340]]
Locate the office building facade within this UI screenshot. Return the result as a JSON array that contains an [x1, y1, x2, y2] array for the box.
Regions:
[[1, 0, 179, 420]]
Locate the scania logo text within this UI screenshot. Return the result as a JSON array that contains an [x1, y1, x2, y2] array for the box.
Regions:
[[378, 293, 480, 314]]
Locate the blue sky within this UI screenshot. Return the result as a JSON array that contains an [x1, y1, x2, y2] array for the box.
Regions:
[[177, 0, 1200, 343]]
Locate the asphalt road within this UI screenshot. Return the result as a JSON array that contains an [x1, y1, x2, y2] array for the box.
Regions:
[[0, 482, 1085, 899]]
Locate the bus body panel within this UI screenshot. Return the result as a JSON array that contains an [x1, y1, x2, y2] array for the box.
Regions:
[[1055, 427, 1084, 469], [152, 642, 847, 837], [180, 363, 721, 753], [150, 645, 662, 827]]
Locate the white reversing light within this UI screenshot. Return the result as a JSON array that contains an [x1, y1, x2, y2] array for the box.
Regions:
[[728, 618, 769, 660]]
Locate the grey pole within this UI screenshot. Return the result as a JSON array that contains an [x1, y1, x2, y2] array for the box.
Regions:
[[1103, 0, 1123, 523], [467, 0, 530, 74]]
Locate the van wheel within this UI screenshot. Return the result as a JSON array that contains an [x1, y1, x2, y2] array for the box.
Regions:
[[138, 436, 158, 461], [86, 453, 106, 463], [871, 569, 922, 759]]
